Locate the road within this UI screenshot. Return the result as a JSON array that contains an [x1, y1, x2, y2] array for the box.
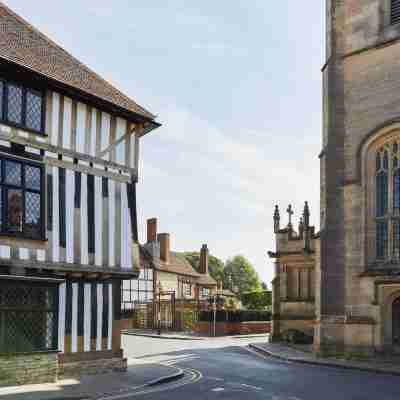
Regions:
[[120, 335, 400, 400]]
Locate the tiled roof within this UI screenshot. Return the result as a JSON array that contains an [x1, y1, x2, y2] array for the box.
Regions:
[[0, 3, 155, 120], [196, 274, 217, 286], [156, 252, 200, 278]]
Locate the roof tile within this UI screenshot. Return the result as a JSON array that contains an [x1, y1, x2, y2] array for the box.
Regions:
[[0, 2, 155, 120]]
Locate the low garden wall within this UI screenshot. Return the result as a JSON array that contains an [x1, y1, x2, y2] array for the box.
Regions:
[[194, 321, 270, 336], [0, 351, 58, 386]]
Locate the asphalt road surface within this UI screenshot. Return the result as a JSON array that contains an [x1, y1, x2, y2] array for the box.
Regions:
[[119, 335, 400, 400]]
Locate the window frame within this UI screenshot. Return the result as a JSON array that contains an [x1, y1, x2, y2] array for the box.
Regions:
[[0, 280, 59, 354], [121, 265, 154, 311], [0, 152, 45, 241], [0, 78, 46, 136]]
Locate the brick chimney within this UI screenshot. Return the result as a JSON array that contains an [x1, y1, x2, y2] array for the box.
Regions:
[[158, 233, 170, 263], [199, 244, 209, 274], [147, 218, 157, 243]]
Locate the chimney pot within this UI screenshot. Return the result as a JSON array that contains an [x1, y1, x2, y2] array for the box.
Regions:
[[158, 233, 170, 263], [147, 218, 157, 243], [200, 244, 209, 275]]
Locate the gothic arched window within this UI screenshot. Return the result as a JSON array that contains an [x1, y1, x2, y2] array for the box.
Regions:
[[376, 150, 388, 259], [375, 143, 400, 260]]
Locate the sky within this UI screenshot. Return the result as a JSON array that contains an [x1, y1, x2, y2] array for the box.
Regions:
[[7, 1, 324, 286]]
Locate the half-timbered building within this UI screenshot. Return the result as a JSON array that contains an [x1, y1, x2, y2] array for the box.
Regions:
[[0, 3, 159, 385], [121, 217, 218, 313]]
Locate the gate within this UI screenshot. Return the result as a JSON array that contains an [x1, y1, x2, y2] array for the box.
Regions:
[[154, 291, 176, 331]]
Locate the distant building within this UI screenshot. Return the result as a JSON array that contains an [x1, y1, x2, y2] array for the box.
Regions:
[[121, 218, 217, 314]]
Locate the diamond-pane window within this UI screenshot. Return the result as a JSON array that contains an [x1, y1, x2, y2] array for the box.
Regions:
[[25, 192, 40, 237], [0, 156, 43, 239], [25, 165, 41, 190], [26, 90, 42, 132], [7, 84, 23, 124], [0, 81, 3, 117], [7, 189, 23, 233], [5, 160, 21, 186], [0, 282, 58, 353]]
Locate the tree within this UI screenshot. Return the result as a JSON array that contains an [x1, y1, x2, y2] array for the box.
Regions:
[[223, 255, 262, 295], [183, 252, 225, 282], [241, 290, 272, 311]]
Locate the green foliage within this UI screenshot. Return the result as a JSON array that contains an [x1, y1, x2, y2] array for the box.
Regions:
[[183, 252, 225, 282], [282, 329, 313, 345], [241, 290, 271, 311], [224, 255, 262, 294], [183, 253, 264, 298]]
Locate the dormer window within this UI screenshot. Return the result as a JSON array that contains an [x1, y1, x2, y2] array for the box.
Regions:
[[0, 79, 45, 134], [391, 0, 400, 25]]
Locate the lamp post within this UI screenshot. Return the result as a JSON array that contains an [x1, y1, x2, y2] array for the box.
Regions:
[[211, 283, 223, 337]]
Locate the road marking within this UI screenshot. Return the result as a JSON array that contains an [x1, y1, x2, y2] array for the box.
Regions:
[[211, 387, 225, 392], [97, 368, 202, 399], [163, 356, 199, 365], [240, 383, 263, 391]]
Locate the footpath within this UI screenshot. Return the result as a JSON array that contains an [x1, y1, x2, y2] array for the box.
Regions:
[[0, 359, 184, 400], [249, 342, 400, 376]]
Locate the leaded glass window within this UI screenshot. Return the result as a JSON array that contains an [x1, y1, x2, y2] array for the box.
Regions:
[[26, 90, 43, 132], [374, 142, 400, 262], [7, 84, 23, 124], [394, 169, 400, 214], [392, 0, 400, 25], [0, 79, 44, 133], [121, 265, 154, 312], [0, 155, 44, 240], [393, 220, 400, 260], [0, 281, 58, 353], [377, 171, 388, 217], [0, 81, 3, 116], [377, 221, 388, 259]]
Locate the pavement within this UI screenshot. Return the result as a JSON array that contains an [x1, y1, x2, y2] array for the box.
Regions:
[[0, 359, 184, 400], [249, 341, 400, 376]]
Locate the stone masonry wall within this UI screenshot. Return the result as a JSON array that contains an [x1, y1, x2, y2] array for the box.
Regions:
[[59, 357, 127, 379], [0, 352, 58, 387]]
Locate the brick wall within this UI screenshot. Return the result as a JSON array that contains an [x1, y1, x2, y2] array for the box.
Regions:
[[0, 352, 58, 386], [194, 321, 270, 336]]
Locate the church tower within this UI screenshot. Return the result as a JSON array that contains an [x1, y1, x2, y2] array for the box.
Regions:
[[317, 0, 400, 354]]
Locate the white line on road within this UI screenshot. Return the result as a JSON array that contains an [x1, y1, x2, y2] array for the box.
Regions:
[[97, 368, 202, 400]]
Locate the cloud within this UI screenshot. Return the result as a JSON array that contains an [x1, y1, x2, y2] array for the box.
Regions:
[[141, 104, 320, 284]]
